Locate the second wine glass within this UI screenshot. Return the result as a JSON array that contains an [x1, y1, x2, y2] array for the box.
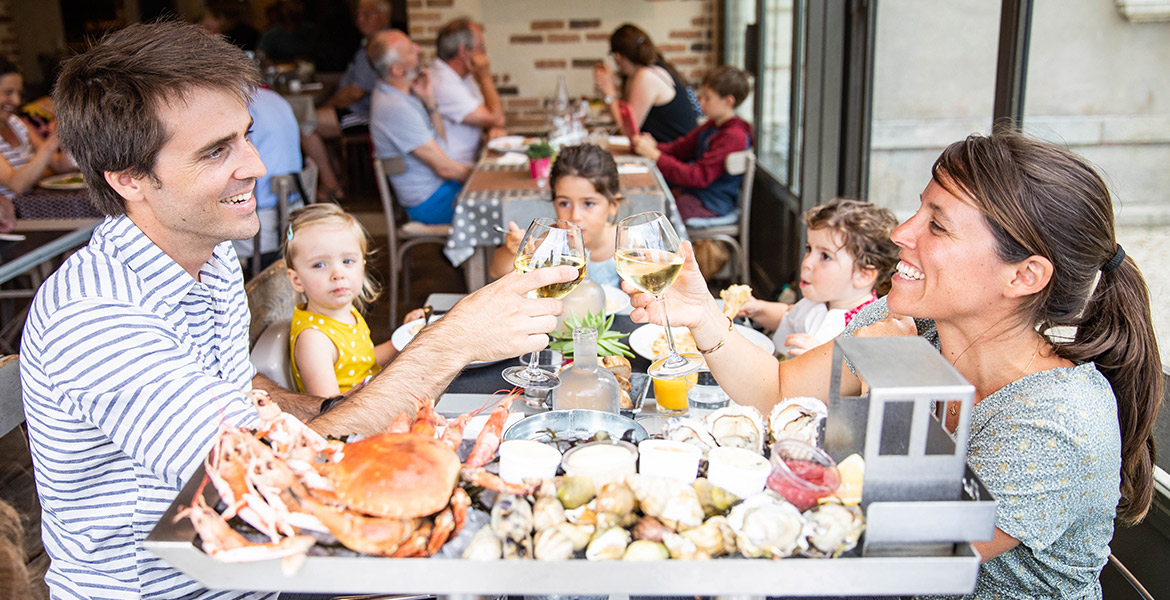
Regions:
[[615, 211, 702, 379], [501, 217, 587, 390]]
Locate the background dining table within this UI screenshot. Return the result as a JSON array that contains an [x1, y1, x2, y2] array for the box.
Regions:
[[444, 143, 688, 290]]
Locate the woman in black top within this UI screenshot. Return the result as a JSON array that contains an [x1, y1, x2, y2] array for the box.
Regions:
[[593, 24, 699, 143]]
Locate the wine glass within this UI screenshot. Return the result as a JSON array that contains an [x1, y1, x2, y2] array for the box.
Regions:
[[501, 218, 587, 389], [615, 211, 702, 379]]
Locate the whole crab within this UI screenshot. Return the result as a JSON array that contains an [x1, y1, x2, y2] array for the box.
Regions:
[[188, 391, 535, 560]]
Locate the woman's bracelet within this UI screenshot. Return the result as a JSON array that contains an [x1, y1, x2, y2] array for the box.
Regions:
[[696, 316, 734, 355]]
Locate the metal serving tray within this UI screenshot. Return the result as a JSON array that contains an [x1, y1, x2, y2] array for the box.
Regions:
[[146, 462, 981, 597]]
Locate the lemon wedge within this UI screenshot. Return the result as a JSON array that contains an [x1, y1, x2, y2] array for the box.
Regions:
[[830, 453, 864, 505]]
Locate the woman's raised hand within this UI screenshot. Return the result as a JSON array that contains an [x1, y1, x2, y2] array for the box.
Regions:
[[624, 240, 713, 329], [593, 62, 617, 98], [855, 314, 918, 338]]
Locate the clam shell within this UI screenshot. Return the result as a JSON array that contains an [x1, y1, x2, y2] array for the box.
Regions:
[[490, 494, 534, 543], [662, 532, 710, 560], [663, 417, 718, 456], [534, 526, 575, 561], [556, 522, 595, 551], [768, 397, 827, 446], [705, 403, 766, 453], [622, 539, 670, 561], [626, 474, 705, 531], [727, 492, 808, 558], [461, 526, 502, 560], [533, 495, 567, 532], [585, 527, 631, 561], [679, 515, 736, 557], [802, 502, 864, 558]]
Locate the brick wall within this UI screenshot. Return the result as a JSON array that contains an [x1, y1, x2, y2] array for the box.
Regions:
[[406, 0, 719, 130]]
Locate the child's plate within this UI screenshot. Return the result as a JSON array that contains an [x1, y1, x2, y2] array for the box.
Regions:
[[602, 284, 631, 315], [390, 315, 506, 368]]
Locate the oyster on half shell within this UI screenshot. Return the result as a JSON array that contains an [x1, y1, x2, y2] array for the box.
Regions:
[[802, 502, 864, 558], [663, 417, 718, 456], [727, 492, 808, 558], [768, 396, 827, 446], [705, 403, 766, 454]]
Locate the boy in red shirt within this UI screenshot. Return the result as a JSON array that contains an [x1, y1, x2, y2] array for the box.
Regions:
[[631, 65, 754, 220]]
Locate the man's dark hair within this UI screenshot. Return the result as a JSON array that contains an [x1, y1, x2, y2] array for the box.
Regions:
[[52, 21, 259, 217], [701, 66, 751, 108]]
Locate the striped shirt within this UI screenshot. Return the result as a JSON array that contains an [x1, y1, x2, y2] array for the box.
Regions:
[[20, 216, 276, 600], [0, 114, 34, 197]]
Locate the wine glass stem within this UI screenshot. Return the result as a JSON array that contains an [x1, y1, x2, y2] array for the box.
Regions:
[[658, 295, 683, 360], [524, 346, 543, 375]]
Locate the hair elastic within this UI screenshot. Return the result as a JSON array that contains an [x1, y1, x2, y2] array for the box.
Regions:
[[1101, 244, 1125, 272]]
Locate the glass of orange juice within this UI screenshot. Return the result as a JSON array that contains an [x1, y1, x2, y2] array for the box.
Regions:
[[652, 372, 698, 415]]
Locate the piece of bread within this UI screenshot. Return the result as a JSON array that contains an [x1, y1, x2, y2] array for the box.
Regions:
[[720, 284, 752, 320]]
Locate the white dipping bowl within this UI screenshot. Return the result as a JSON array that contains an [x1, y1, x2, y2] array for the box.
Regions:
[[561, 440, 638, 491], [637, 439, 703, 483], [707, 446, 771, 498], [498, 439, 562, 484]]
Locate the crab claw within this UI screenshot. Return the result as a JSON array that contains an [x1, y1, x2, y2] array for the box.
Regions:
[[462, 466, 540, 496]]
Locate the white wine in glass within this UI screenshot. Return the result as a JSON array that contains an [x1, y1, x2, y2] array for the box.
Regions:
[[502, 218, 586, 390], [615, 212, 702, 379]]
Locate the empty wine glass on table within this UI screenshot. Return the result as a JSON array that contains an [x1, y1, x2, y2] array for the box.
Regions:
[[615, 211, 703, 378], [501, 218, 587, 390]]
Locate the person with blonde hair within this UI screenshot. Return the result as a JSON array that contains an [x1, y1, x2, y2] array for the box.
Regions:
[[283, 203, 420, 396], [628, 130, 1161, 598]]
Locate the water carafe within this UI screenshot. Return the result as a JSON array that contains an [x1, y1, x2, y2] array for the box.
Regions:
[[552, 327, 621, 413]]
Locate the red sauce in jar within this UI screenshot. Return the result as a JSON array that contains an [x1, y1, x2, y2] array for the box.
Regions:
[[766, 457, 840, 511]]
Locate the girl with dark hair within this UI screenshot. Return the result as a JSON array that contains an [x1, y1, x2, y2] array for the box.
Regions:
[[490, 144, 623, 286], [627, 130, 1161, 598], [592, 24, 699, 143], [0, 57, 73, 198]]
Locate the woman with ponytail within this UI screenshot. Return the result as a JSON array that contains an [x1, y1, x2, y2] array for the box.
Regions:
[[593, 23, 699, 143], [626, 129, 1160, 598]]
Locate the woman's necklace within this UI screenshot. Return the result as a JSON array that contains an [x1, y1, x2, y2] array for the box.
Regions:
[[944, 333, 1042, 429]]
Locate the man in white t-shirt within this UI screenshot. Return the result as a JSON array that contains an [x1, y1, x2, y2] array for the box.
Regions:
[[431, 18, 506, 164]]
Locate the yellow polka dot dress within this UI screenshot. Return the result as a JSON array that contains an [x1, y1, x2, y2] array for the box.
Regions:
[[289, 304, 382, 393]]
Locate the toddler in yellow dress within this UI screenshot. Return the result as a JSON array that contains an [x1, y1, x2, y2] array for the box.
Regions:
[[283, 203, 420, 396]]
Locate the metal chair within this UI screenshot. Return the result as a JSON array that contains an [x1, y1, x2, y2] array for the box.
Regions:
[[373, 157, 451, 325], [684, 150, 756, 284], [250, 158, 320, 279]]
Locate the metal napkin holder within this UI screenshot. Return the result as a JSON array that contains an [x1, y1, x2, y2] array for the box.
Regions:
[[824, 337, 998, 556]]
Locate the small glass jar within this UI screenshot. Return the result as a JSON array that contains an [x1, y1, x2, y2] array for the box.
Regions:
[[765, 439, 841, 511]]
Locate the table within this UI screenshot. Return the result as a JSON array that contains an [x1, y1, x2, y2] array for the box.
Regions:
[[444, 152, 688, 290], [0, 188, 101, 351]]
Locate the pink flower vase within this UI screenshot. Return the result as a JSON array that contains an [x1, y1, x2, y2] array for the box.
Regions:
[[529, 156, 552, 180]]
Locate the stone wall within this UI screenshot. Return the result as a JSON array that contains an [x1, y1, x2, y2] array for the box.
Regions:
[[405, 0, 718, 131]]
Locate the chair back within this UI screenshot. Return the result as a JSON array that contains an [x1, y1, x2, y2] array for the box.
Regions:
[[245, 258, 298, 348], [252, 158, 320, 278], [373, 156, 409, 253], [726, 149, 756, 256], [0, 355, 22, 438], [250, 319, 294, 390]]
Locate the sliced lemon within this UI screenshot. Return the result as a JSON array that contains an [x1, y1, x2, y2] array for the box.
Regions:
[[830, 453, 864, 505]]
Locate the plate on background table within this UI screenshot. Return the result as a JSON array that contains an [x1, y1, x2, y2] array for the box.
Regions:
[[628, 323, 775, 361], [38, 172, 86, 190], [486, 136, 531, 153], [602, 284, 631, 315], [390, 315, 507, 368]]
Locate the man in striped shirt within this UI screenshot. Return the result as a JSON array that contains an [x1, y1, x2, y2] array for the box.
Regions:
[[21, 22, 575, 600]]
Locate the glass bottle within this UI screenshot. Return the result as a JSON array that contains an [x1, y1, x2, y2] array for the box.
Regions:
[[552, 327, 621, 413], [554, 277, 606, 336]]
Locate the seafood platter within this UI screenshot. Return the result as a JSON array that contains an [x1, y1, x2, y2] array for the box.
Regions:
[[146, 337, 994, 596]]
